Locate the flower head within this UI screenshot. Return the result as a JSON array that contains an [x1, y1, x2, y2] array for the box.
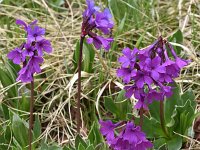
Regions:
[[8, 19, 52, 83], [83, 0, 100, 19], [27, 26, 45, 43], [87, 35, 113, 51], [82, 0, 114, 51], [117, 36, 189, 110], [36, 39, 52, 56], [118, 47, 138, 68], [23, 43, 35, 57], [100, 121, 153, 150], [17, 56, 44, 82], [7, 47, 25, 64], [95, 8, 114, 34], [99, 120, 117, 144], [16, 19, 37, 31]]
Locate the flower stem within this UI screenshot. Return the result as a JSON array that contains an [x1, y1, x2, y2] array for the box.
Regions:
[[139, 108, 144, 127], [160, 101, 169, 137], [77, 36, 85, 133], [29, 80, 34, 150]]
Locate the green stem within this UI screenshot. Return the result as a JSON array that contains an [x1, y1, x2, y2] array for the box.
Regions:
[[77, 36, 85, 133], [29, 80, 34, 150], [160, 100, 170, 137]]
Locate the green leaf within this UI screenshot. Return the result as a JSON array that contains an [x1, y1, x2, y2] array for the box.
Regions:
[[73, 40, 95, 73], [104, 96, 119, 116], [73, 40, 80, 69], [153, 138, 166, 149], [13, 137, 23, 150], [168, 100, 195, 135], [116, 90, 126, 103], [135, 32, 146, 48], [19, 94, 29, 112], [108, 0, 150, 31], [0, 135, 8, 150], [0, 67, 17, 98], [168, 29, 183, 55], [49, 0, 64, 7], [48, 144, 63, 150], [4, 125, 11, 142], [95, 143, 106, 150], [63, 146, 72, 150], [0, 59, 19, 101], [78, 143, 86, 150], [2, 103, 10, 120], [164, 84, 181, 125], [166, 135, 182, 150], [83, 42, 95, 73], [149, 101, 160, 122], [86, 145, 95, 150], [39, 142, 63, 150], [135, 116, 164, 138], [88, 123, 95, 145], [180, 89, 195, 108], [88, 121, 102, 147], [117, 13, 126, 33], [115, 90, 132, 120], [39, 142, 48, 150], [75, 135, 87, 149], [33, 115, 41, 140], [12, 113, 29, 148]]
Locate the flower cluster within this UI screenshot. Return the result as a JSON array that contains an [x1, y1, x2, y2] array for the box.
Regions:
[[99, 120, 153, 150], [82, 0, 114, 51], [117, 37, 188, 109], [7, 20, 52, 82]]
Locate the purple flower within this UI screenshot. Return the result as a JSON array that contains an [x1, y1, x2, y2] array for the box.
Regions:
[[87, 35, 113, 51], [82, 0, 114, 51], [142, 56, 166, 80], [27, 25, 45, 43], [175, 57, 188, 69], [123, 122, 146, 143], [160, 60, 178, 82], [117, 67, 137, 83], [117, 36, 189, 110], [28, 56, 44, 73], [7, 47, 25, 64], [36, 39, 52, 56], [16, 19, 37, 31], [118, 48, 138, 68], [95, 8, 114, 34], [83, 0, 99, 19], [134, 71, 153, 88], [102, 121, 153, 150], [146, 89, 163, 102], [166, 42, 188, 69], [17, 56, 43, 82], [133, 90, 149, 110], [124, 86, 137, 98], [23, 43, 35, 57], [8, 19, 52, 83], [17, 65, 33, 82], [158, 83, 173, 98], [99, 120, 117, 143]]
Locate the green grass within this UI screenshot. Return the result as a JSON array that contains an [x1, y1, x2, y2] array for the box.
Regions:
[[0, 0, 200, 149]]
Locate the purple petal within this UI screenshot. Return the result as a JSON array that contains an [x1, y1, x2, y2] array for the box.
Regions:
[[151, 70, 159, 80], [176, 57, 188, 69], [144, 75, 153, 86], [87, 38, 93, 44], [136, 78, 144, 88], [16, 19, 27, 30]]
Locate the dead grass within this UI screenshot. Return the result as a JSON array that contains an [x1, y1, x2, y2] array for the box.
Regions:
[[0, 0, 200, 148]]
